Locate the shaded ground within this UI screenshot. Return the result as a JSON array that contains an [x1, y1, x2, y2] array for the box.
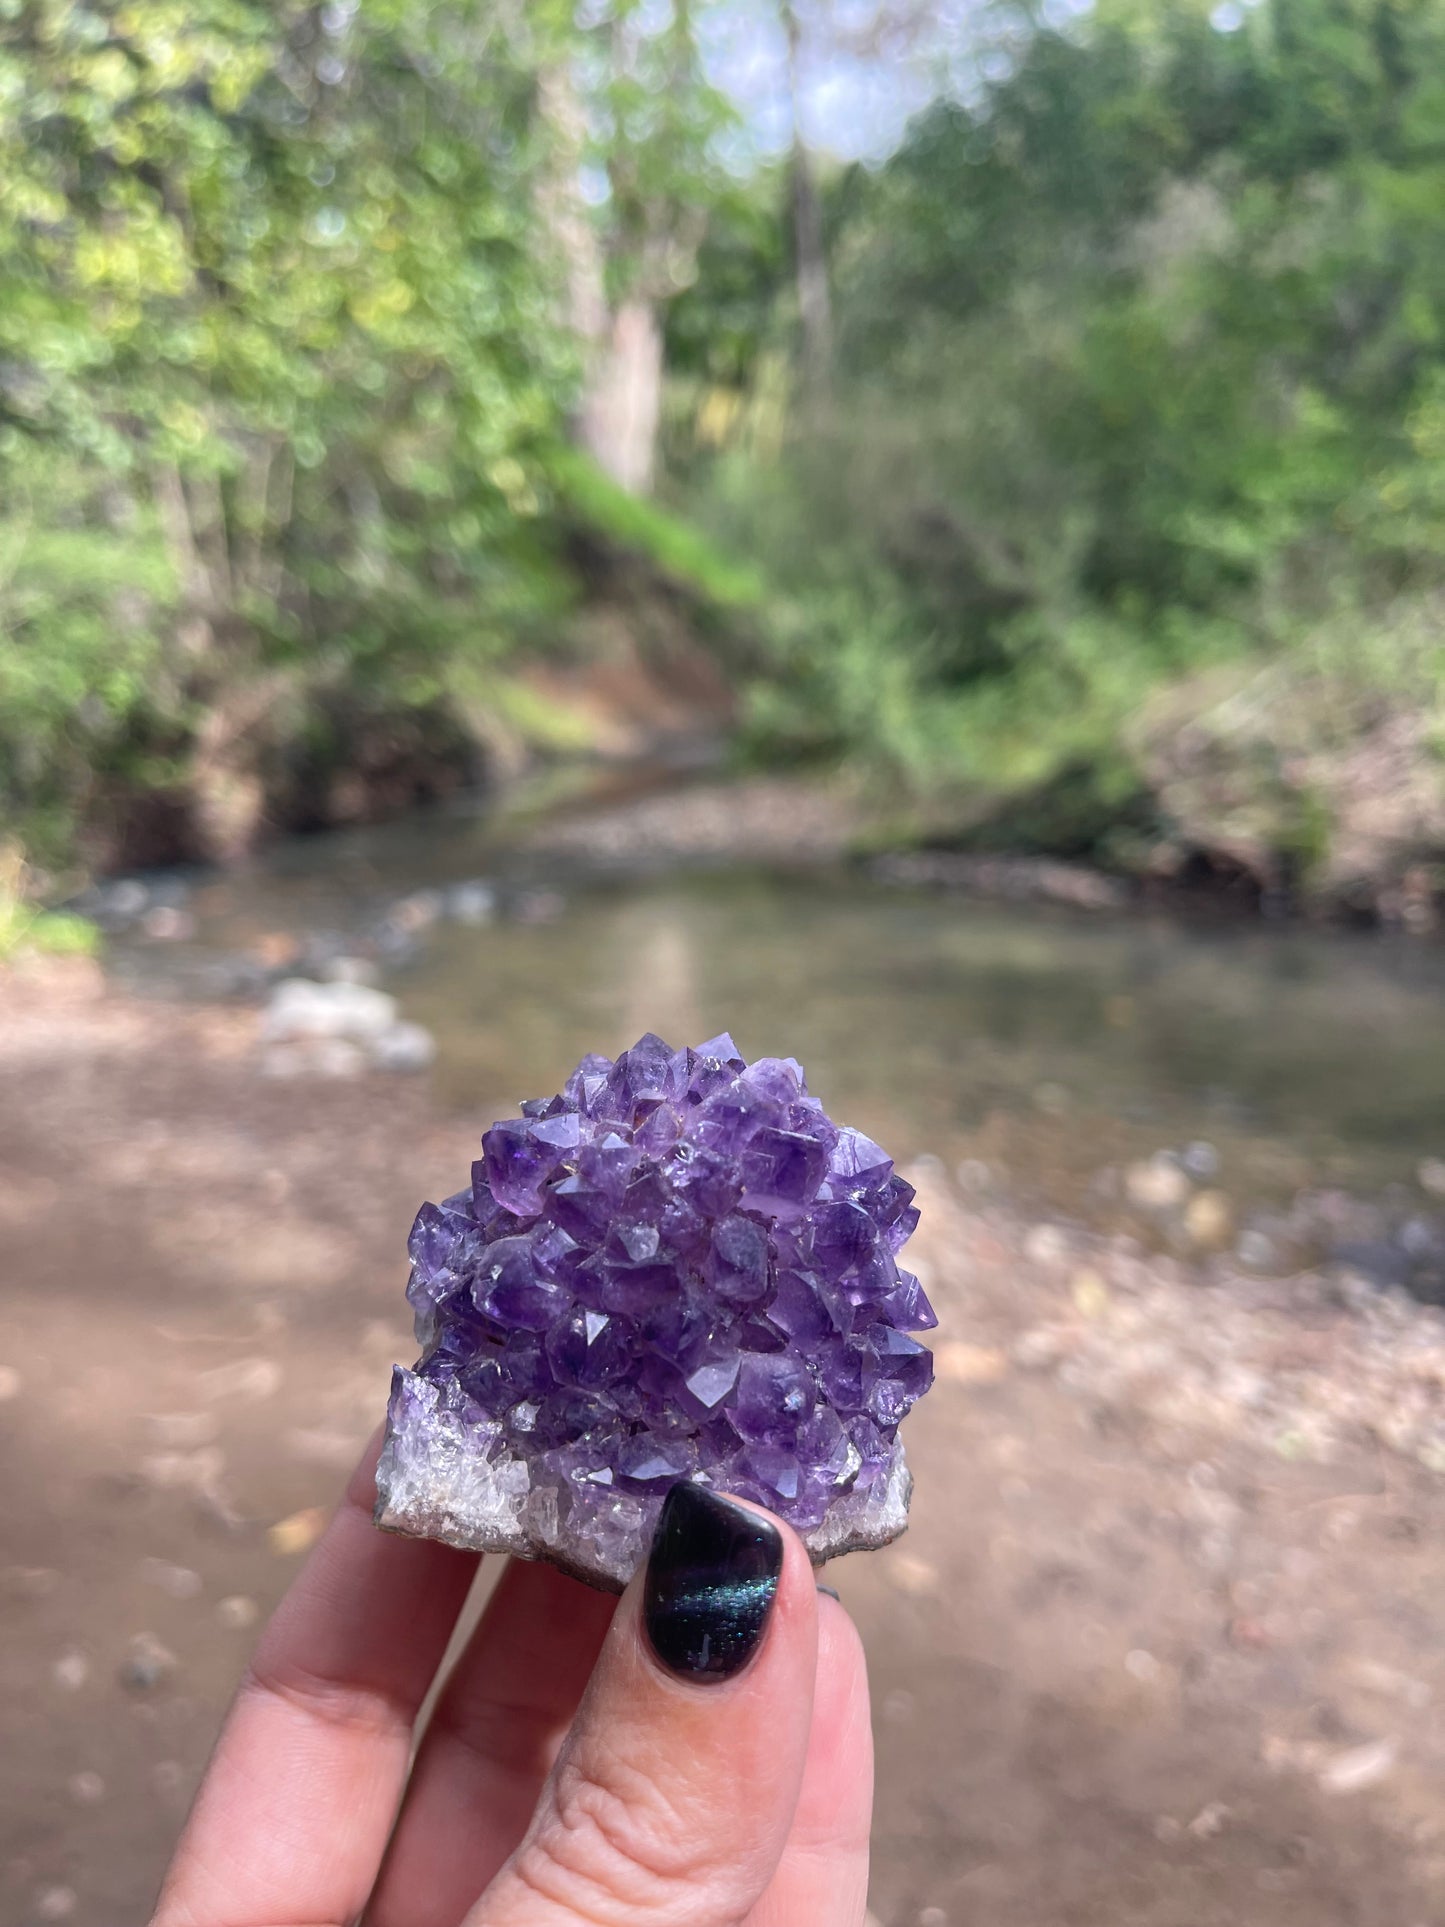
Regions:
[[3, 963, 1445, 1925]]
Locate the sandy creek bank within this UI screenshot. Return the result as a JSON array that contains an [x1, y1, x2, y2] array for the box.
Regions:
[[3, 960, 1445, 1925]]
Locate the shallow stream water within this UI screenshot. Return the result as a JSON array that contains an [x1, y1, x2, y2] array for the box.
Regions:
[[104, 782, 1445, 1233]]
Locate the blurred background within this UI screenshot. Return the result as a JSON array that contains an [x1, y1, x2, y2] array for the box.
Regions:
[[7, 0, 1445, 1920]]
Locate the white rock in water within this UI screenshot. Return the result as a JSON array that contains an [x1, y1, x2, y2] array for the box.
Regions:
[[261, 1038, 366, 1079], [371, 1021, 437, 1073], [142, 905, 197, 941], [261, 978, 397, 1044], [321, 955, 381, 987], [447, 881, 497, 926]]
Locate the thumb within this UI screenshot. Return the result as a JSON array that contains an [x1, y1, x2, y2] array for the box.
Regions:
[[470, 1484, 818, 1927]]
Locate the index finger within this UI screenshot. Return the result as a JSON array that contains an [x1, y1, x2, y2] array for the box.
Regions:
[[152, 1430, 478, 1927]]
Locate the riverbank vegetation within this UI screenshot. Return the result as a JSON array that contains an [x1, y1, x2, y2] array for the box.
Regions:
[[5, 0, 1445, 915]]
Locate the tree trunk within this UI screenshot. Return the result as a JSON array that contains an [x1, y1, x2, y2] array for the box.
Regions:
[[579, 297, 664, 496], [537, 56, 664, 495], [537, 65, 609, 361]]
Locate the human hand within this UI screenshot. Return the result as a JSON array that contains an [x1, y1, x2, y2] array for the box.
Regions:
[[151, 1433, 874, 1926]]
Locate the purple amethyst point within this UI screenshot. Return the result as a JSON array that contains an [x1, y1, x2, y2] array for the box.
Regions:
[[375, 1033, 932, 1591]]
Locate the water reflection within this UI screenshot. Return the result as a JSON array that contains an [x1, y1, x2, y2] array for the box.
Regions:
[[386, 868, 1445, 1210]]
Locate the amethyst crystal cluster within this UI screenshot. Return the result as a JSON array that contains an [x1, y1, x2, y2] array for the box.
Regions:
[[375, 1032, 934, 1590]]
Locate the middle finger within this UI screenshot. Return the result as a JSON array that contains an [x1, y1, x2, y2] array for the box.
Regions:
[[366, 1556, 617, 1927]]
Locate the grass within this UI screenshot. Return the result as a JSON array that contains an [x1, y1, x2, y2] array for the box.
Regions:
[[0, 844, 98, 962]]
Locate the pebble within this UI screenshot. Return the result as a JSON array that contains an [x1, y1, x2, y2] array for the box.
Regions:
[[389, 889, 445, 933], [1023, 1222, 1071, 1265], [143, 1411, 220, 1449], [109, 878, 151, 918], [199, 1356, 281, 1403], [1184, 1189, 1234, 1251], [1398, 1215, 1440, 1258], [139, 1559, 202, 1601], [268, 1506, 328, 1557], [1330, 1240, 1411, 1290], [889, 1553, 939, 1596], [1418, 1158, 1445, 1198], [262, 978, 398, 1045], [320, 955, 380, 986], [141, 905, 197, 941], [371, 1020, 437, 1073], [1236, 1229, 1278, 1271], [83, 876, 148, 925], [0, 1364, 20, 1401], [1187, 1801, 1231, 1839], [250, 931, 302, 970], [1181, 1140, 1221, 1181], [446, 880, 496, 925], [120, 1632, 177, 1692], [1124, 1154, 1191, 1213], [258, 979, 435, 1076], [1071, 1267, 1111, 1319], [216, 1594, 259, 1630], [1344, 1657, 1430, 1709], [1319, 1737, 1397, 1794], [935, 1341, 1009, 1385], [68, 1772, 105, 1806], [35, 1887, 76, 1921], [52, 1650, 89, 1692]]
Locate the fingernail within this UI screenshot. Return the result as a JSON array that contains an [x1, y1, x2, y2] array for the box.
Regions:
[[816, 1583, 841, 1602], [643, 1483, 783, 1683]]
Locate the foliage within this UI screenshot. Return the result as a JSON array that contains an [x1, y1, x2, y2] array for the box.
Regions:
[[552, 445, 765, 609], [0, 0, 577, 862], [0, 843, 97, 959], [8, 0, 1445, 899], [670, 0, 1445, 887]]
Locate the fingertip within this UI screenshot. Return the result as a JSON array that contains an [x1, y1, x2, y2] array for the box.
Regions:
[[813, 1587, 872, 1775], [477, 1494, 821, 1924], [742, 1579, 874, 1927], [639, 1485, 816, 1689], [815, 1582, 865, 1661]]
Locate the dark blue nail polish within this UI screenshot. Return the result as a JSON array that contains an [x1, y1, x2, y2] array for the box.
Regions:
[[643, 1483, 782, 1683], [816, 1583, 841, 1602]]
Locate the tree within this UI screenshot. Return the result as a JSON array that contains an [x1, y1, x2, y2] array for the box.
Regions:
[[0, 0, 572, 861], [565, 0, 738, 495]]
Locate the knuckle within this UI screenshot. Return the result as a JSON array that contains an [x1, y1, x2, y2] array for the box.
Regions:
[[505, 1752, 747, 1926], [238, 1656, 400, 1743]]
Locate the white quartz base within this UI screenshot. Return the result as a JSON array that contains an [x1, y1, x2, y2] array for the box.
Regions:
[[374, 1366, 912, 1593]]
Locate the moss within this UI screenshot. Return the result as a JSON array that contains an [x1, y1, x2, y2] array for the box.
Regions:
[[0, 900, 99, 962]]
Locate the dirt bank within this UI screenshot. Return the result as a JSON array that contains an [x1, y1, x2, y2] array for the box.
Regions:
[[3, 964, 1445, 1925]]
